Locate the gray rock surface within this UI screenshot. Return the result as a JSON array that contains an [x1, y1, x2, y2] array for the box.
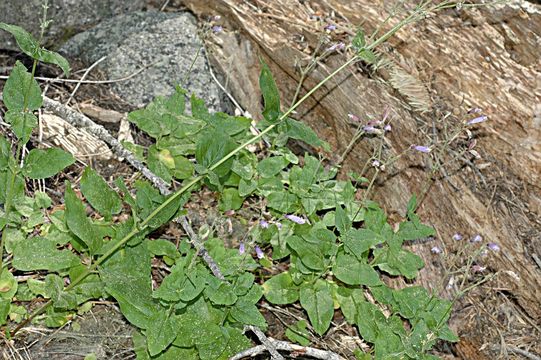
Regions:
[[0, 0, 145, 51], [60, 11, 229, 112]]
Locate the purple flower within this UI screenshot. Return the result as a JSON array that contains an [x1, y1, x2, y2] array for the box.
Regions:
[[255, 246, 264, 259], [273, 221, 283, 229], [383, 124, 392, 132], [239, 242, 245, 255], [327, 42, 345, 52], [211, 25, 223, 33], [471, 234, 483, 243], [260, 220, 270, 229], [284, 214, 306, 225], [212, 15, 222, 21], [324, 24, 337, 31], [348, 113, 361, 122], [467, 107, 482, 114], [372, 160, 381, 168], [411, 145, 432, 153], [431, 246, 443, 254], [452, 233, 463, 241], [487, 242, 500, 252], [363, 125, 378, 134], [467, 115, 488, 125], [471, 264, 486, 273]]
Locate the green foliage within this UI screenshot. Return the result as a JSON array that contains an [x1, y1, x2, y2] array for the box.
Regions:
[[0, 21, 459, 360], [0, 23, 70, 76]]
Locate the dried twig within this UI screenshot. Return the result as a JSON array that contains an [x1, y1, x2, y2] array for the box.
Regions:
[[41, 96, 226, 281], [65, 56, 106, 106], [244, 326, 284, 360], [230, 337, 345, 360]]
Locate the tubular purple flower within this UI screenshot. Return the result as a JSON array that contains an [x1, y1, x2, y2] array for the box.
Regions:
[[471, 234, 483, 243], [239, 242, 245, 255], [348, 113, 360, 122], [274, 221, 283, 229], [431, 246, 443, 254], [324, 24, 337, 31], [371, 160, 381, 168], [487, 242, 500, 252], [327, 42, 345, 52], [384, 124, 392, 132], [363, 125, 378, 134], [467, 107, 482, 114], [411, 145, 431, 153], [284, 214, 306, 225], [467, 115, 488, 125], [255, 246, 264, 259], [452, 233, 463, 241], [211, 25, 223, 33], [260, 220, 270, 229]]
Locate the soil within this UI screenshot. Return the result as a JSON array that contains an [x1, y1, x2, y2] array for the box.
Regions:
[[1, 1, 540, 359]]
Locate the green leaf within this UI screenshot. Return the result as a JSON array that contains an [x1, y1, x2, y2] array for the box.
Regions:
[[12, 236, 79, 271], [45, 274, 77, 310], [171, 154, 194, 180], [147, 144, 173, 183], [335, 204, 351, 234], [257, 156, 289, 178], [266, 191, 299, 213], [147, 311, 179, 356], [80, 167, 122, 219], [0, 269, 17, 299], [230, 300, 267, 329], [262, 272, 299, 304], [0, 298, 11, 326], [352, 28, 366, 51], [207, 112, 252, 136], [219, 187, 244, 211], [148, 239, 180, 260], [285, 320, 311, 346], [287, 235, 326, 272], [65, 183, 100, 253], [153, 263, 205, 303], [0, 23, 70, 75], [284, 118, 329, 150], [341, 228, 384, 259], [397, 220, 435, 242], [2, 61, 42, 111], [0, 135, 12, 170], [358, 49, 378, 64], [195, 128, 236, 178], [196, 325, 251, 360], [134, 180, 187, 230], [5, 110, 37, 144], [299, 280, 334, 336], [259, 61, 281, 123], [100, 241, 159, 329], [36, 48, 71, 77], [406, 194, 417, 215], [22, 147, 74, 179], [375, 248, 424, 279], [333, 252, 381, 286], [355, 301, 386, 343], [205, 280, 237, 306]]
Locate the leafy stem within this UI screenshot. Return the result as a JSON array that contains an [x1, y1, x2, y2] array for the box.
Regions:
[[0, 59, 39, 276]]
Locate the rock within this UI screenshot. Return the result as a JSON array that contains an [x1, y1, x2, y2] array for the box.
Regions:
[[0, 0, 145, 51], [60, 11, 230, 112]]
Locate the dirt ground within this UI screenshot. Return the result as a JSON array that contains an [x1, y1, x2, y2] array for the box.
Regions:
[[1, 1, 540, 359]]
